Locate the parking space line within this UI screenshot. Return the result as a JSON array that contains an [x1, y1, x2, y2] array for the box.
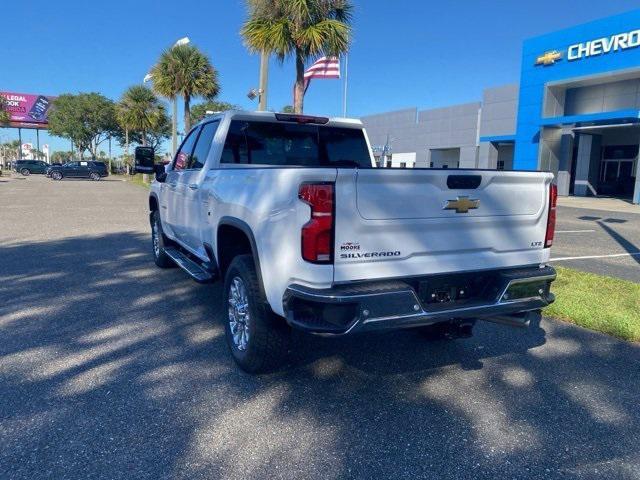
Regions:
[[555, 229, 596, 233], [551, 252, 640, 262]]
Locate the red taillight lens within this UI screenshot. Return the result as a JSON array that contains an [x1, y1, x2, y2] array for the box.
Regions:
[[545, 183, 558, 248], [298, 183, 334, 263]]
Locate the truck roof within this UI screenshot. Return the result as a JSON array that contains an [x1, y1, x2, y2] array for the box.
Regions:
[[193, 110, 364, 129]]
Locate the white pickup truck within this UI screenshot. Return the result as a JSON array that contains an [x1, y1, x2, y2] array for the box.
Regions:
[[134, 111, 557, 373]]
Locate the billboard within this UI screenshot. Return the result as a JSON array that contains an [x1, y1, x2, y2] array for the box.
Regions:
[[0, 92, 56, 128]]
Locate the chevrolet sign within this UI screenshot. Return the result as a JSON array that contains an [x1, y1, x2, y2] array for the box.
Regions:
[[537, 28, 640, 66], [568, 28, 640, 61]]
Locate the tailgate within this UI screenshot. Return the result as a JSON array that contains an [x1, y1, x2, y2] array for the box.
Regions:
[[333, 169, 553, 283]]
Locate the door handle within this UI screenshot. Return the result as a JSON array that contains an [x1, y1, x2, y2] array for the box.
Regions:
[[188, 184, 199, 190]]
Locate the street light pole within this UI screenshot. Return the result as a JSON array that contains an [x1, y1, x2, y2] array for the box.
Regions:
[[172, 97, 178, 154], [258, 51, 269, 111]]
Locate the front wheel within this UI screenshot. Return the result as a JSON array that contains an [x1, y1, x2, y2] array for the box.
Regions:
[[223, 255, 290, 373], [151, 211, 174, 268], [21, 169, 30, 176], [51, 171, 63, 180], [89, 172, 101, 181]]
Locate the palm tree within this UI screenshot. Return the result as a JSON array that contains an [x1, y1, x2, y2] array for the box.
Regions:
[[151, 44, 219, 132], [116, 85, 165, 147], [241, 0, 352, 114]]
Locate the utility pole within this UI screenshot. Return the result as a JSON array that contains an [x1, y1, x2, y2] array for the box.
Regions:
[[258, 51, 269, 111]]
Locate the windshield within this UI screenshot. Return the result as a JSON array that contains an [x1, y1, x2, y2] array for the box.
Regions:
[[220, 120, 372, 168]]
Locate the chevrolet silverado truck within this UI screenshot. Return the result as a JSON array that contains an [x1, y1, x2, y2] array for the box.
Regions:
[[134, 111, 557, 373]]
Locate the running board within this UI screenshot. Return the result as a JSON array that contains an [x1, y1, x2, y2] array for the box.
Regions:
[[164, 247, 215, 283]]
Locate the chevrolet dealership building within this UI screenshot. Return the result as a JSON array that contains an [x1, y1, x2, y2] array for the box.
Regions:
[[362, 10, 640, 204]]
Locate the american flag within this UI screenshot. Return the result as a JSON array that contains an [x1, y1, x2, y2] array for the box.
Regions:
[[303, 56, 340, 93]]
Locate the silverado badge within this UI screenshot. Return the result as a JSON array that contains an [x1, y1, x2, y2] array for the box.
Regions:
[[444, 196, 480, 214]]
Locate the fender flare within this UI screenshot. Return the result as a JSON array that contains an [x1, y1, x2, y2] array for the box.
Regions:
[[148, 193, 160, 225], [217, 216, 266, 297]]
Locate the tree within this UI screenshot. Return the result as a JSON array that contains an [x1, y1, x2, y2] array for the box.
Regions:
[[0, 96, 10, 125], [151, 43, 220, 132], [50, 151, 74, 164], [48, 93, 119, 158], [241, 0, 352, 113], [281, 105, 294, 113], [126, 110, 171, 151], [116, 86, 166, 147], [190, 101, 238, 123]]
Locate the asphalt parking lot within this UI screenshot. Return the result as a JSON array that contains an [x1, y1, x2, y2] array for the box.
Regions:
[[552, 202, 640, 283], [1, 175, 639, 480]]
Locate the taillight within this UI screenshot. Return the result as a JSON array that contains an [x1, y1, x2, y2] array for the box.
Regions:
[[545, 183, 558, 248], [298, 183, 334, 263]]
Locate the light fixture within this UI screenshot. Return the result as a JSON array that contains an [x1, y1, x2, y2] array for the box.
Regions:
[[247, 88, 263, 101]]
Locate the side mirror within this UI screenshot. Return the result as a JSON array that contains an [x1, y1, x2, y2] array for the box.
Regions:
[[154, 163, 167, 182], [134, 146, 155, 174]]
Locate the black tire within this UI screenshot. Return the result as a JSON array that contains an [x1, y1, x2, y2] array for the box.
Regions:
[[223, 254, 290, 373], [90, 172, 101, 181], [51, 171, 63, 180], [151, 210, 175, 268], [21, 169, 30, 176]]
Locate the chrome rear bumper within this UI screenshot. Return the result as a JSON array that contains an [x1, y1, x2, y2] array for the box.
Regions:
[[283, 265, 556, 335]]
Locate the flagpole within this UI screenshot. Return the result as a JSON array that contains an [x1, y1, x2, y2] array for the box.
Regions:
[[342, 53, 349, 117]]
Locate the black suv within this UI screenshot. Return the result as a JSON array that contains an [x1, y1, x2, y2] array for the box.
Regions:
[[49, 161, 108, 181], [14, 160, 50, 176]]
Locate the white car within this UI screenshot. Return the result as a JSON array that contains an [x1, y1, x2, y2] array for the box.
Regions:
[[135, 111, 557, 373]]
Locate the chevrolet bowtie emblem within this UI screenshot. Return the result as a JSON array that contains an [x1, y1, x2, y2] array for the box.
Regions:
[[535, 50, 562, 66], [444, 196, 480, 214]]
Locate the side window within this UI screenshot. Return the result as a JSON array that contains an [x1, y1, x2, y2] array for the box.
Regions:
[[173, 127, 200, 170], [190, 121, 219, 170]]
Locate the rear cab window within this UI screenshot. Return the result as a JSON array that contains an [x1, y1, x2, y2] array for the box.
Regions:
[[220, 120, 372, 168]]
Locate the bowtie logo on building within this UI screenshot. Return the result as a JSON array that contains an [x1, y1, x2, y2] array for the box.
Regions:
[[535, 50, 562, 66]]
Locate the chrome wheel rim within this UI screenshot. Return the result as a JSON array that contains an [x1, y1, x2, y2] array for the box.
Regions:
[[228, 276, 250, 351], [152, 220, 160, 257]]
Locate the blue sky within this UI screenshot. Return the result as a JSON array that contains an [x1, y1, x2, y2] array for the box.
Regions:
[[2, 0, 639, 155]]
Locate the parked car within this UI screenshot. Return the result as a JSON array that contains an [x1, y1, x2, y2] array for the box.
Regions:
[[134, 111, 557, 373], [49, 161, 108, 181], [45, 163, 64, 177], [14, 160, 50, 176]]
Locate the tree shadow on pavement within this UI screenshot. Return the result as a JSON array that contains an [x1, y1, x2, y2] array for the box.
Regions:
[[1, 233, 639, 479]]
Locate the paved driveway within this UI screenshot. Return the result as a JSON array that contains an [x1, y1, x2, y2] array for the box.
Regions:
[[1, 176, 639, 480]]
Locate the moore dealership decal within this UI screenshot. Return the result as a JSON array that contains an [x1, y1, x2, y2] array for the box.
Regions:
[[536, 28, 640, 65]]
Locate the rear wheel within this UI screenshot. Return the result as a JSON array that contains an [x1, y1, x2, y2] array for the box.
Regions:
[[90, 172, 101, 181], [20, 169, 30, 176], [224, 255, 290, 373], [151, 210, 174, 268], [51, 171, 63, 180]]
